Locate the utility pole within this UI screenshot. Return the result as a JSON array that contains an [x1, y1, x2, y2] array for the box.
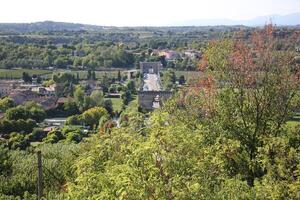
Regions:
[[37, 151, 43, 200]]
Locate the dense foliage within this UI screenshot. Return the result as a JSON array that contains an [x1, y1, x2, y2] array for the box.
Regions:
[[64, 25, 300, 199], [0, 24, 299, 199]]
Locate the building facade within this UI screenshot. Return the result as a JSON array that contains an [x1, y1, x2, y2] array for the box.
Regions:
[[138, 62, 173, 110]]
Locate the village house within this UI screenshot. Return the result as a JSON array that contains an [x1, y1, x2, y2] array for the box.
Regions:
[[9, 90, 39, 104], [183, 49, 202, 59], [9, 90, 58, 111], [0, 83, 15, 97], [31, 84, 56, 96], [159, 50, 181, 61], [0, 80, 23, 97]]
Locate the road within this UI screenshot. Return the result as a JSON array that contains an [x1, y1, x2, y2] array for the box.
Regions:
[[142, 73, 162, 91]]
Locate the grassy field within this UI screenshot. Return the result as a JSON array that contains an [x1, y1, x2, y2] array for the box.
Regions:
[[0, 69, 52, 79], [286, 113, 300, 128], [287, 120, 300, 126], [105, 98, 123, 112]]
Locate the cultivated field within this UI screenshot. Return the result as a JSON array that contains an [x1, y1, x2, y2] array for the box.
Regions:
[[0, 68, 202, 83], [0, 69, 51, 79], [0, 68, 127, 80]]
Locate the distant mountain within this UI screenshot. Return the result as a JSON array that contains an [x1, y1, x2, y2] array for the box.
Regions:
[[0, 15, 299, 33], [176, 13, 300, 26], [0, 21, 106, 32]]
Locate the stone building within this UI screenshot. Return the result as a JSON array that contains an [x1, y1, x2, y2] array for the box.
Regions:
[[138, 91, 172, 110], [138, 62, 172, 110], [140, 62, 162, 75]]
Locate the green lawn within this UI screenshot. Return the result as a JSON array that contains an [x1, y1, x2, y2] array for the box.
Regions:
[[0, 68, 51, 79], [286, 120, 300, 128], [286, 113, 300, 128], [30, 141, 43, 147], [105, 98, 123, 112]]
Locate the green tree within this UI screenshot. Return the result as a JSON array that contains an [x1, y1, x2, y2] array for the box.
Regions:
[[0, 145, 11, 176], [6, 102, 45, 122], [92, 71, 96, 80], [54, 57, 71, 68], [101, 73, 110, 93], [103, 99, 113, 115], [0, 97, 15, 112], [27, 128, 46, 142], [178, 75, 185, 85], [117, 70, 122, 82], [8, 132, 30, 150], [80, 107, 109, 129], [24, 101, 46, 122], [74, 86, 85, 112], [200, 24, 300, 186], [87, 69, 92, 80], [66, 115, 80, 126], [22, 72, 32, 83], [6, 106, 28, 121], [122, 90, 132, 106], [163, 69, 176, 90], [53, 73, 77, 97], [63, 98, 79, 116], [125, 80, 136, 94], [90, 90, 104, 107], [76, 72, 80, 82], [43, 130, 65, 144]]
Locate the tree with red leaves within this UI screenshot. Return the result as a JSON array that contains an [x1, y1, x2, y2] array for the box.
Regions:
[[199, 24, 300, 186]]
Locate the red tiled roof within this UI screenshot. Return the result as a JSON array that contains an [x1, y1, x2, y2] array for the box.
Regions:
[[9, 90, 57, 111]]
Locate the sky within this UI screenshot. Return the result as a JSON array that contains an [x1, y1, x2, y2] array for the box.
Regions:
[[0, 0, 300, 26]]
